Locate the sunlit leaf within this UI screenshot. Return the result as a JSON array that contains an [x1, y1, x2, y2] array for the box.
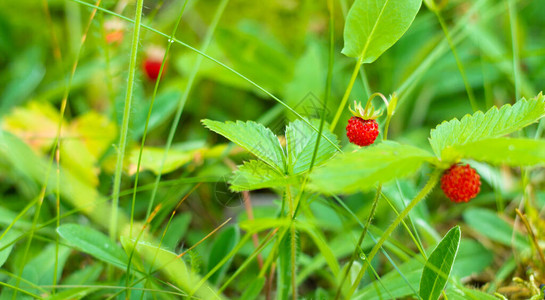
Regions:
[[285, 119, 338, 174], [443, 138, 545, 166], [229, 160, 291, 192], [342, 0, 422, 62], [309, 141, 436, 194], [202, 119, 286, 172], [429, 93, 545, 158]]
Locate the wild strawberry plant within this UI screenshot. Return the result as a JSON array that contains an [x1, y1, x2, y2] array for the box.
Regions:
[[1, 0, 545, 299]]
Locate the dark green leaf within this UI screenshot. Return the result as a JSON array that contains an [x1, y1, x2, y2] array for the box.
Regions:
[[309, 141, 436, 194], [207, 226, 240, 285], [342, 0, 422, 61], [202, 119, 286, 172], [240, 278, 266, 300], [419, 226, 461, 300]]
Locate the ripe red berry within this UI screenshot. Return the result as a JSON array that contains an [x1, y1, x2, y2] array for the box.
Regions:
[[346, 116, 379, 147], [143, 59, 163, 81], [143, 46, 167, 81], [440, 164, 481, 203]]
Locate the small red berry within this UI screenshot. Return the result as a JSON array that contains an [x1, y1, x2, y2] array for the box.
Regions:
[[440, 164, 481, 203], [346, 116, 379, 147], [143, 59, 163, 81], [143, 46, 167, 81]]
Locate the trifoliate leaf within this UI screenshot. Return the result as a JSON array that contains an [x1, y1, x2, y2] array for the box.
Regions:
[[285, 119, 338, 175], [229, 160, 292, 192], [202, 119, 286, 172], [308, 141, 437, 194], [429, 93, 545, 158]]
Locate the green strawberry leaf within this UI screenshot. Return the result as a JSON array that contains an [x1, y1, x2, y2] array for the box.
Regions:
[[285, 119, 338, 175], [229, 160, 292, 192], [308, 141, 437, 194], [429, 93, 545, 158], [202, 119, 286, 173], [342, 0, 422, 62], [443, 138, 545, 166], [419, 226, 461, 300]]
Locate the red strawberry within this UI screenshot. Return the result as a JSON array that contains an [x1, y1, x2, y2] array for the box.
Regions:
[[440, 164, 481, 203], [143, 59, 163, 81], [346, 100, 381, 147], [143, 46, 167, 81], [346, 117, 379, 146]]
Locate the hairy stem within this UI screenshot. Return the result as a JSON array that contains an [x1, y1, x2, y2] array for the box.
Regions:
[[346, 169, 442, 298]]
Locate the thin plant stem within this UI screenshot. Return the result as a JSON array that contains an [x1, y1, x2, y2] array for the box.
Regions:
[[330, 56, 364, 132], [346, 169, 442, 299], [334, 184, 382, 300], [13, 1, 102, 298], [110, 0, 145, 241], [515, 209, 545, 267], [129, 0, 189, 240], [435, 12, 478, 112], [145, 0, 229, 220], [508, 0, 520, 100]]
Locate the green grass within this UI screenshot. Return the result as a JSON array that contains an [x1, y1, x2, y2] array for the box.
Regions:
[[0, 0, 544, 299]]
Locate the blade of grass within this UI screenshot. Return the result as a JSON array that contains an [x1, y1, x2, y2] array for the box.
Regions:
[[433, 9, 478, 111], [129, 0, 189, 239], [109, 0, 144, 242], [13, 1, 102, 298], [507, 0, 520, 100], [347, 169, 442, 299], [144, 0, 229, 221]]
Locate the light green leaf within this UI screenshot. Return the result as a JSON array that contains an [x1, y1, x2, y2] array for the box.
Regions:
[[446, 286, 498, 300], [57, 224, 128, 269], [429, 93, 545, 157], [419, 226, 461, 300], [285, 119, 338, 174], [342, 0, 422, 61], [207, 226, 240, 285], [309, 141, 436, 194], [120, 237, 223, 300], [354, 258, 421, 300], [129, 146, 194, 175], [463, 208, 529, 250], [202, 119, 286, 172], [443, 138, 545, 166], [229, 160, 291, 192]]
